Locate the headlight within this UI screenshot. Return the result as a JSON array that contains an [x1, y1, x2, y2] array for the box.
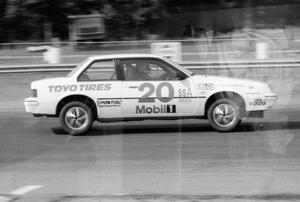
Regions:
[[32, 89, 37, 97]]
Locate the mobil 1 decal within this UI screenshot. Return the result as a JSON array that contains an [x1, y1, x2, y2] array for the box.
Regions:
[[136, 105, 176, 114], [136, 82, 176, 114]]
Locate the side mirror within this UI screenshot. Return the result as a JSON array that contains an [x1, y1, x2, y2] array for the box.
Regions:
[[176, 72, 188, 80]]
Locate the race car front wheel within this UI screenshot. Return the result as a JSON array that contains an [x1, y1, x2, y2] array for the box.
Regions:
[[207, 98, 241, 132], [59, 101, 93, 135]]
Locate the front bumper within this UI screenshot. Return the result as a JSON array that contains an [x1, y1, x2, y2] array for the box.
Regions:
[[24, 97, 39, 114], [246, 93, 277, 112], [264, 93, 278, 109]]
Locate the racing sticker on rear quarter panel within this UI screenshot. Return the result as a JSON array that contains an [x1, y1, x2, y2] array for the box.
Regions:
[[48, 84, 111, 93], [97, 99, 122, 107]]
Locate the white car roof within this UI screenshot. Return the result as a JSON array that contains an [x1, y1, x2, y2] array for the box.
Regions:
[[88, 54, 163, 61]]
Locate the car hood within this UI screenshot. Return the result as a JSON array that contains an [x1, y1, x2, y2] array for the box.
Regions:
[[191, 74, 265, 88]]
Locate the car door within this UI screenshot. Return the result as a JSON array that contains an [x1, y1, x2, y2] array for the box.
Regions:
[[118, 58, 202, 118], [77, 59, 123, 119]]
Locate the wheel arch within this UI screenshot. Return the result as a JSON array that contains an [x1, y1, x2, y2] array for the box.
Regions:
[[56, 94, 98, 119], [204, 91, 246, 117]]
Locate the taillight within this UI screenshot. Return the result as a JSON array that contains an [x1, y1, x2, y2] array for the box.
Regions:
[[32, 89, 37, 97]]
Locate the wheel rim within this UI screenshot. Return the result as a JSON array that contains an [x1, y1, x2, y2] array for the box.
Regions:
[[65, 106, 89, 130], [213, 103, 236, 127]]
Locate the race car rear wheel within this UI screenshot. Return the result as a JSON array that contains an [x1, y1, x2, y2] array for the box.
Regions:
[[207, 98, 241, 132], [59, 101, 93, 135]]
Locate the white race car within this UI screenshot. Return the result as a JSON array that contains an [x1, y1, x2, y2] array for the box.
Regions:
[[24, 54, 277, 135]]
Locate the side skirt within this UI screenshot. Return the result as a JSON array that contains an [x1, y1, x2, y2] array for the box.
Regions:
[[97, 116, 206, 123]]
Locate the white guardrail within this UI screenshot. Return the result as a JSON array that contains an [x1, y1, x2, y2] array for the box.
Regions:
[[0, 60, 300, 73]]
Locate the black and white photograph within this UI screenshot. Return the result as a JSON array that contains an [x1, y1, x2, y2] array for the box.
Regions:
[[0, 0, 300, 201]]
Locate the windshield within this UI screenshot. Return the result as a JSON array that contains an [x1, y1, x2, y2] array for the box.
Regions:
[[163, 57, 195, 76]]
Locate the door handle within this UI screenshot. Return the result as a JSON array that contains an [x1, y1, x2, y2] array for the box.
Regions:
[[128, 86, 138, 89]]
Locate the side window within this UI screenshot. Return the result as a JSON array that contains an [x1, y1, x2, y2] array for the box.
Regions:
[[148, 63, 167, 79], [78, 60, 117, 81], [120, 59, 180, 81]]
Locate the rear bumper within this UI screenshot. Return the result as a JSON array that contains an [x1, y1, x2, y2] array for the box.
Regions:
[[24, 97, 39, 114], [24, 97, 58, 117]]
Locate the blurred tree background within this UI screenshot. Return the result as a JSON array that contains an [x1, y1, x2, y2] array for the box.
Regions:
[[0, 0, 165, 42], [0, 0, 299, 43]]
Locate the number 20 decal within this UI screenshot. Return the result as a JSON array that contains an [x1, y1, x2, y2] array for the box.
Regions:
[[139, 82, 174, 103]]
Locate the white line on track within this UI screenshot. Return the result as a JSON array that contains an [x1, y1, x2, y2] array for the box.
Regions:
[[65, 135, 74, 142], [0, 185, 43, 202], [10, 185, 43, 195]]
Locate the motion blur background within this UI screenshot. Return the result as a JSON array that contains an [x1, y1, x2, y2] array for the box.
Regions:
[[1, 1, 300, 201], [0, 0, 300, 41], [1, 0, 300, 65], [1, 0, 300, 108], [0, 0, 299, 113]]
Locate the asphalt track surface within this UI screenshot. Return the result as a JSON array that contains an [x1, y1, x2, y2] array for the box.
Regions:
[[0, 72, 300, 202]]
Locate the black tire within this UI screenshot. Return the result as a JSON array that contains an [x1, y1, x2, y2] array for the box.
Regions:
[[59, 101, 93, 135], [207, 98, 241, 132]]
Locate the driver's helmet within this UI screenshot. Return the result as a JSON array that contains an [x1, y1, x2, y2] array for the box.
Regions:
[[136, 61, 150, 73]]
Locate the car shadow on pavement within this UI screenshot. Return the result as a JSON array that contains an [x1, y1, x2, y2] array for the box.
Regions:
[[51, 121, 300, 136], [52, 123, 214, 136]]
